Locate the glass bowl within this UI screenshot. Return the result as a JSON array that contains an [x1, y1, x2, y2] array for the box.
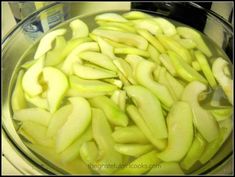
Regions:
[[2, 2, 233, 175]]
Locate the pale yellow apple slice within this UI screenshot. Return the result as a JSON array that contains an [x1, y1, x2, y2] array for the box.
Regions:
[[13, 107, 51, 126], [154, 17, 176, 36], [69, 19, 89, 39], [157, 102, 194, 162], [22, 56, 44, 97], [11, 70, 26, 112], [43, 67, 68, 113], [122, 11, 152, 20], [34, 28, 67, 59], [56, 97, 91, 153], [95, 13, 128, 23]]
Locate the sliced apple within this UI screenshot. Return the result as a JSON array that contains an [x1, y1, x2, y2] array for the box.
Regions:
[[154, 17, 176, 36], [181, 81, 219, 142], [47, 104, 72, 138], [180, 133, 206, 170], [62, 42, 99, 75], [60, 126, 93, 163], [24, 93, 48, 110], [132, 19, 163, 35], [73, 63, 117, 79], [112, 125, 149, 144], [22, 56, 44, 97], [157, 102, 194, 162], [96, 36, 116, 60], [97, 21, 136, 33], [69, 19, 89, 39], [43, 67, 68, 113], [115, 150, 160, 175], [148, 44, 161, 64], [135, 60, 174, 109], [11, 70, 26, 112], [89, 96, 128, 127], [158, 53, 177, 76], [95, 13, 128, 23], [34, 28, 67, 59], [13, 107, 51, 126], [114, 143, 153, 157], [79, 51, 117, 71], [80, 141, 98, 164], [56, 97, 91, 153], [126, 105, 167, 150], [122, 11, 152, 20], [114, 47, 150, 58]]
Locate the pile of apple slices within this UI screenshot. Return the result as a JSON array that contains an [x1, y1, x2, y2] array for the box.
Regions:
[[11, 11, 233, 175]]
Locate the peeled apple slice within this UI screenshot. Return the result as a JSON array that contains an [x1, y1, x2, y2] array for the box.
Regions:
[[89, 96, 128, 127], [22, 56, 44, 97], [180, 133, 206, 170], [132, 19, 163, 35], [126, 105, 166, 150], [181, 81, 219, 142], [79, 51, 117, 71], [177, 27, 212, 57], [95, 13, 128, 23], [13, 108, 51, 126], [34, 28, 67, 59], [24, 94, 48, 110], [114, 144, 153, 157], [114, 47, 150, 58], [11, 70, 26, 112], [148, 44, 161, 64], [73, 63, 117, 79], [135, 60, 174, 108], [125, 85, 168, 139], [69, 19, 89, 39], [56, 97, 91, 153], [154, 17, 176, 36], [96, 36, 116, 60], [43, 67, 68, 113], [47, 104, 72, 138], [212, 57, 233, 105], [122, 11, 152, 20], [92, 29, 148, 50], [157, 102, 194, 162], [112, 125, 149, 144]]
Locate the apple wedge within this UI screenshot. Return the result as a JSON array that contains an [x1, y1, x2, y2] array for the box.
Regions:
[[22, 56, 44, 97], [11, 70, 26, 112], [157, 102, 194, 162], [70, 19, 89, 39], [56, 97, 91, 153], [43, 67, 68, 113]]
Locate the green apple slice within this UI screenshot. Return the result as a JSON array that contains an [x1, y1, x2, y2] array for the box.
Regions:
[[112, 125, 149, 144], [79, 51, 117, 71], [137, 29, 165, 53], [180, 133, 206, 170], [126, 105, 166, 150], [103, 79, 123, 88], [47, 104, 72, 138], [177, 27, 212, 57], [21, 121, 55, 147], [22, 56, 44, 97], [114, 47, 150, 58], [13, 107, 51, 126], [194, 50, 217, 88], [95, 13, 128, 23], [62, 42, 99, 75], [210, 107, 232, 122], [114, 144, 154, 157], [192, 61, 201, 71], [157, 102, 194, 162], [91, 108, 123, 174], [34, 28, 67, 59], [89, 96, 128, 127], [11, 70, 26, 112], [168, 50, 207, 84], [92, 29, 148, 50], [135, 60, 174, 108], [43, 67, 68, 113], [132, 19, 163, 35], [96, 36, 116, 60], [69, 19, 89, 39], [73, 63, 117, 79], [157, 35, 192, 63], [56, 97, 91, 153], [212, 57, 233, 105], [148, 162, 184, 175], [154, 17, 176, 36], [80, 141, 98, 164], [158, 53, 177, 76], [60, 126, 93, 163], [125, 85, 168, 139], [115, 150, 160, 175], [125, 54, 146, 76], [97, 21, 136, 33], [24, 93, 48, 110], [181, 81, 219, 142], [122, 11, 152, 20], [148, 44, 161, 64]]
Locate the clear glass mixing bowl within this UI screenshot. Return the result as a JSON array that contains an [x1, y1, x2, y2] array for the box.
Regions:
[[2, 2, 233, 175]]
